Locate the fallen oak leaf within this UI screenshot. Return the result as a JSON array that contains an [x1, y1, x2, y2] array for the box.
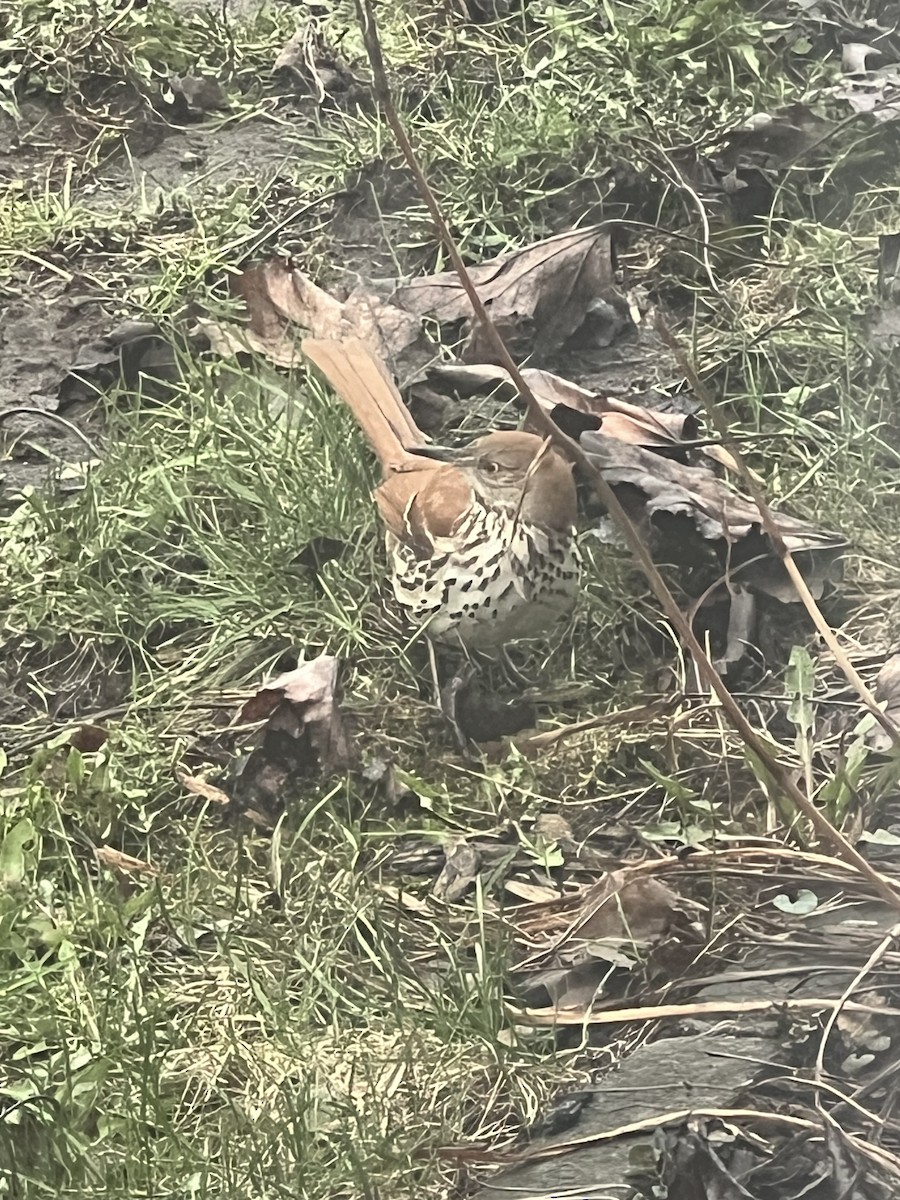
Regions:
[[393, 225, 624, 361], [422, 361, 757, 482], [523, 369, 695, 449], [503, 879, 560, 903], [206, 229, 621, 381], [202, 259, 436, 382], [514, 869, 703, 948], [582, 433, 847, 603], [424, 361, 695, 449]]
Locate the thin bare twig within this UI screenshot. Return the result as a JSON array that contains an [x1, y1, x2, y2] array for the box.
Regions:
[[0, 406, 101, 459]]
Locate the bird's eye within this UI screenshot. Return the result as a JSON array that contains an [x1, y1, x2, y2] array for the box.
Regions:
[[481, 459, 500, 473]]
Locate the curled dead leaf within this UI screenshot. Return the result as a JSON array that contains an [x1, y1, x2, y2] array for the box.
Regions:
[[426, 361, 695, 450], [233, 655, 355, 815], [206, 228, 625, 385], [202, 259, 436, 381], [581, 433, 846, 603]]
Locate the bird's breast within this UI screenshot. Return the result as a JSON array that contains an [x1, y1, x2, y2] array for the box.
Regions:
[[386, 503, 578, 649]]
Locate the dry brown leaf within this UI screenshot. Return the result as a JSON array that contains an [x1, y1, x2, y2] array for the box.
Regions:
[[393, 226, 622, 361], [70, 724, 109, 753], [94, 846, 159, 876], [522, 369, 693, 448], [273, 29, 353, 98], [426, 361, 693, 448], [433, 840, 481, 903], [582, 433, 847, 602], [576, 872, 684, 942], [240, 654, 354, 776], [513, 869, 704, 1012], [868, 653, 900, 752], [202, 260, 436, 380], [176, 769, 231, 806], [205, 229, 620, 383]]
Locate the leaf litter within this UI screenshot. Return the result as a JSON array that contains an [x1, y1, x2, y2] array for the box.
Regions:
[[175, 151, 900, 1189], [392, 225, 624, 360], [232, 654, 355, 817]]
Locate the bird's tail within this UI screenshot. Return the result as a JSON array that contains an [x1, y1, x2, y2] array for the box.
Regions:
[[302, 338, 425, 476]]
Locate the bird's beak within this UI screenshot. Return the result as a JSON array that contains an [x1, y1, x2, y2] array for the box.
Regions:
[[407, 443, 471, 464]]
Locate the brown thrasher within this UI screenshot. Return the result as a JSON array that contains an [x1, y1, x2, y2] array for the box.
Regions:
[[302, 338, 579, 653]]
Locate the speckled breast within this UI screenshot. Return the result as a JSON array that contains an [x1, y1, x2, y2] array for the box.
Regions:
[[386, 503, 578, 650]]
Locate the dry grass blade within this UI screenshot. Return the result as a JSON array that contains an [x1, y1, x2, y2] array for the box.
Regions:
[[94, 846, 159, 876], [510, 997, 900, 1026], [176, 768, 231, 806]]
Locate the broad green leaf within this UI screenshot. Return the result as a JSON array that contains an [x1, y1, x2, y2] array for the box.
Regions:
[[786, 645, 815, 736], [0, 818, 36, 886], [773, 889, 818, 915]]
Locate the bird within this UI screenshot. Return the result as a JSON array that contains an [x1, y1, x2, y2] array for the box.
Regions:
[[302, 337, 579, 655]]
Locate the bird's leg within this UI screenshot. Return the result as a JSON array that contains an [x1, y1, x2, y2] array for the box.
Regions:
[[439, 649, 538, 750], [431, 638, 481, 756], [439, 661, 478, 756], [499, 642, 537, 689], [426, 638, 443, 710]]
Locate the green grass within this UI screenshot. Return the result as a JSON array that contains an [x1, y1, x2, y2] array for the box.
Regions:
[[3, 0, 900, 1194]]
